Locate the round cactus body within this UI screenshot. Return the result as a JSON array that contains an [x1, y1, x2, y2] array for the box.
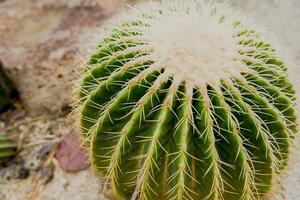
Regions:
[[0, 135, 17, 164], [75, 1, 298, 200]]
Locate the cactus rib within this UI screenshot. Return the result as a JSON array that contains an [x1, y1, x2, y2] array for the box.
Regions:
[[0, 135, 17, 164]]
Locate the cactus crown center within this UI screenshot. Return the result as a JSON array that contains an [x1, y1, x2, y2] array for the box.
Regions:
[[139, 3, 248, 87]]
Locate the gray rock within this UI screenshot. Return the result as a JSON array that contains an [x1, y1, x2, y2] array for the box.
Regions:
[[0, 0, 126, 116]]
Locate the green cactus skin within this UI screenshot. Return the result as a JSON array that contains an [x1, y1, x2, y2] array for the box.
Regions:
[[75, 1, 298, 200], [0, 61, 15, 111], [0, 135, 17, 164]]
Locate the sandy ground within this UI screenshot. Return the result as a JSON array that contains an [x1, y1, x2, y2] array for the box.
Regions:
[[0, 0, 299, 200]]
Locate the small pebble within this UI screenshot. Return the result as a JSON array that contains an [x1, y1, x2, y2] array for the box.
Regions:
[[18, 167, 30, 179]]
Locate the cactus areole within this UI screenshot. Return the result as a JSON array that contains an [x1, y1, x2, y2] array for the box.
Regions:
[[76, 1, 297, 199]]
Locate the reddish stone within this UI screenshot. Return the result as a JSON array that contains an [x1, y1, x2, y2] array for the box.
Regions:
[[55, 129, 89, 172]]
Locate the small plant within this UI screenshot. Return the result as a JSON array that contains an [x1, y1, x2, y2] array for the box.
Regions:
[[74, 1, 297, 199], [0, 134, 17, 164]]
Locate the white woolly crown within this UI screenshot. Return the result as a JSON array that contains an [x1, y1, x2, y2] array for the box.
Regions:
[[139, 0, 249, 88], [87, 0, 272, 91]]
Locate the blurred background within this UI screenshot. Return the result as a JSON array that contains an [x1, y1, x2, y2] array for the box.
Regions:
[[0, 0, 299, 199]]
